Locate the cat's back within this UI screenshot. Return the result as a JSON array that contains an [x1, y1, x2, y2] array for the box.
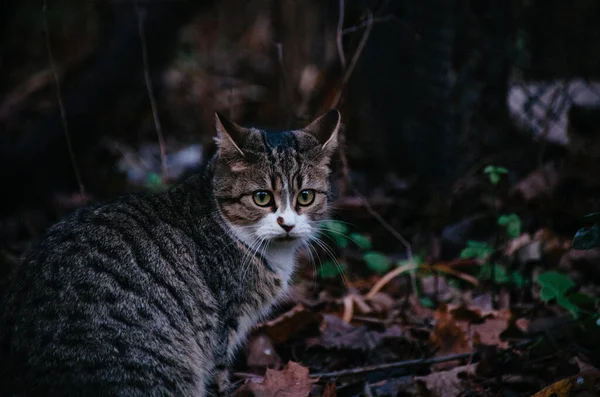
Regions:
[[0, 193, 219, 396]]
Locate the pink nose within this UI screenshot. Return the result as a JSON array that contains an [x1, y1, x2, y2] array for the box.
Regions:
[[277, 217, 295, 232]]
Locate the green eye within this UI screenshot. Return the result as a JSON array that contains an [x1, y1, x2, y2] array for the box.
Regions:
[[252, 190, 273, 207], [297, 189, 315, 206]]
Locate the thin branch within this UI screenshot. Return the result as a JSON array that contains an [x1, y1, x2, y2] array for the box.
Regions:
[[43, 0, 85, 196], [336, 0, 346, 69], [135, 0, 168, 183], [275, 43, 294, 127], [331, 11, 374, 109], [351, 185, 413, 261], [342, 15, 396, 35], [311, 351, 475, 379], [366, 262, 421, 299]]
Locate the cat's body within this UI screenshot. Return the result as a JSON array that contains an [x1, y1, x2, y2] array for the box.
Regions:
[[0, 110, 341, 396]]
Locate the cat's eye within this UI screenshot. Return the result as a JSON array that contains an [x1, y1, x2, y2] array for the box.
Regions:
[[297, 189, 315, 206], [252, 190, 274, 207]]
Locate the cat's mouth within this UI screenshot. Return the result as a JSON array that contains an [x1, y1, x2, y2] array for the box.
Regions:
[[273, 235, 298, 242]]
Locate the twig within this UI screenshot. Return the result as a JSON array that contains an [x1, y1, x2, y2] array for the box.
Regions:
[[342, 295, 354, 323], [351, 186, 413, 261], [342, 15, 396, 35], [366, 262, 421, 299], [135, 0, 167, 183], [311, 351, 475, 379], [331, 10, 373, 109], [275, 43, 294, 127], [42, 0, 85, 196], [336, 0, 346, 69]]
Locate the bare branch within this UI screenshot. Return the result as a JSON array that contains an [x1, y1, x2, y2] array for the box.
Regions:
[[331, 11, 373, 109], [135, 0, 168, 183], [336, 0, 346, 69], [43, 0, 85, 196]]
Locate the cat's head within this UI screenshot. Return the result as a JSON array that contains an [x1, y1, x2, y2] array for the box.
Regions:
[[213, 110, 340, 251]]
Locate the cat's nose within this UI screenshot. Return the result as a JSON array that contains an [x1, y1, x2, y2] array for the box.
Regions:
[[277, 216, 295, 232]]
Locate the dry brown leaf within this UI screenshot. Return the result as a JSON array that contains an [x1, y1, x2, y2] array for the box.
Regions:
[[413, 364, 474, 397], [256, 304, 322, 345], [430, 305, 470, 355], [531, 370, 600, 397], [471, 310, 511, 349], [306, 314, 409, 352], [235, 361, 317, 397]]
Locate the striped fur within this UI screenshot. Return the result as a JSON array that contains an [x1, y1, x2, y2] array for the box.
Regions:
[[0, 110, 340, 396]]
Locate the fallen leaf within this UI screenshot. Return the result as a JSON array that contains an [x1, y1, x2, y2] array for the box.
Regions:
[[235, 361, 317, 397], [306, 314, 409, 352], [430, 305, 470, 355], [531, 370, 600, 397], [256, 304, 322, 345], [413, 364, 474, 397]]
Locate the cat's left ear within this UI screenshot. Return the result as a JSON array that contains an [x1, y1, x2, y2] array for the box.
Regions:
[[215, 112, 249, 158], [304, 109, 341, 156]]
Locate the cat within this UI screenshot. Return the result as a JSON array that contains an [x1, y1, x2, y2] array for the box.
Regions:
[[0, 109, 341, 396]]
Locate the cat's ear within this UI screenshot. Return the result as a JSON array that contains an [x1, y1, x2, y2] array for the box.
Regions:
[[304, 109, 341, 155], [215, 112, 249, 158]]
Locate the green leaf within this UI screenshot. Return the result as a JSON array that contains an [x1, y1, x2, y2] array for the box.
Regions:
[[535, 271, 575, 303], [567, 292, 598, 308], [318, 260, 344, 279], [498, 213, 522, 238], [322, 220, 349, 234], [572, 224, 600, 250], [322, 221, 350, 248], [349, 232, 372, 250], [363, 251, 391, 274], [483, 165, 508, 185], [419, 297, 435, 308], [478, 263, 509, 283], [332, 235, 349, 249], [557, 296, 581, 319], [460, 241, 494, 260], [596, 318, 600, 327]]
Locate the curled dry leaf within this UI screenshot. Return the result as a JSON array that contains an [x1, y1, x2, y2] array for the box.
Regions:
[[234, 361, 317, 397]]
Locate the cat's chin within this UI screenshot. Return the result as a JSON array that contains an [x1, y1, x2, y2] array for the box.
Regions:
[[269, 235, 304, 248]]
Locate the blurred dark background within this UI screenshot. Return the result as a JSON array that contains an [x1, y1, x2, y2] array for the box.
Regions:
[[2, 0, 600, 276]]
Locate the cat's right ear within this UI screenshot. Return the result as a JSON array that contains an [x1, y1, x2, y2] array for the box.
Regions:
[[215, 112, 248, 158]]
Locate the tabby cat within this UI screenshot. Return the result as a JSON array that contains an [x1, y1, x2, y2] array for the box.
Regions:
[[0, 110, 341, 396]]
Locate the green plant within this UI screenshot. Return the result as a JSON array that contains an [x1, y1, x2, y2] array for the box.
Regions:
[[534, 271, 599, 323], [483, 165, 508, 185], [319, 221, 411, 276], [498, 213, 522, 238], [460, 241, 494, 261]]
